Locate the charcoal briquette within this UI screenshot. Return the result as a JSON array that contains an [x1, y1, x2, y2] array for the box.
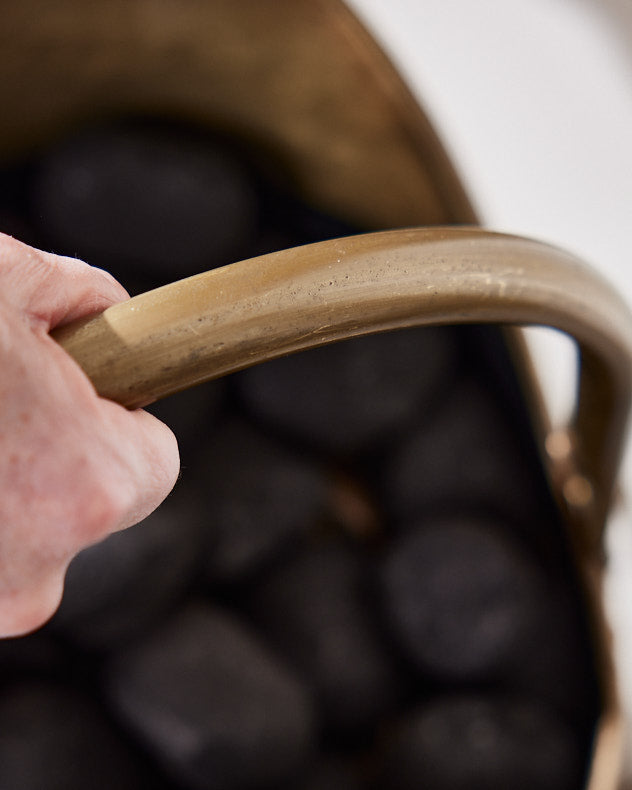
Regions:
[[50, 484, 206, 651], [378, 517, 544, 682], [235, 327, 460, 457], [29, 119, 259, 282], [379, 377, 546, 526], [104, 601, 315, 790], [0, 679, 167, 789], [376, 694, 583, 790], [196, 418, 329, 584], [249, 540, 404, 739]]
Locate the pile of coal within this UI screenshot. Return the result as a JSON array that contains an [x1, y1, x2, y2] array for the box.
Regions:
[[0, 117, 600, 790]]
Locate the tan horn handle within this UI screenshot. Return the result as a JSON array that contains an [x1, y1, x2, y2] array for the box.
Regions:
[[53, 227, 632, 531]]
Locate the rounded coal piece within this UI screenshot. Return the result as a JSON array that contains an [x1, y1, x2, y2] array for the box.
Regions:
[[378, 517, 544, 682], [29, 119, 259, 281], [379, 377, 544, 525], [236, 326, 460, 458], [104, 602, 315, 790], [196, 418, 328, 585], [50, 486, 205, 651]]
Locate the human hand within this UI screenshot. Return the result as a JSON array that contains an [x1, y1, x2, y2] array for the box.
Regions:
[[0, 233, 180, 637]]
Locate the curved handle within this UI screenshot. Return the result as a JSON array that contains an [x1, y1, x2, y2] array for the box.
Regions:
[[53, 227, 632, 535]]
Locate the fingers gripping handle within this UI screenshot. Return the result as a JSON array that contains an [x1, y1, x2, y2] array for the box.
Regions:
[[53, 227, 632, 536]]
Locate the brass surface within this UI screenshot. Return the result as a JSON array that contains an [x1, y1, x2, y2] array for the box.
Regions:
[[0, 0, 474, 230]]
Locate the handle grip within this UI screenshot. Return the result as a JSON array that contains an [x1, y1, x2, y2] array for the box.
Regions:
[[53, 227, 632, 535]]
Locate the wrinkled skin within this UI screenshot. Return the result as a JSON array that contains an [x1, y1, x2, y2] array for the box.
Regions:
[[0, 233, 180, 637]]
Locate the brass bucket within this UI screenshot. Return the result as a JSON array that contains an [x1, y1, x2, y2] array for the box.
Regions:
[[2, 1, 631, 787]]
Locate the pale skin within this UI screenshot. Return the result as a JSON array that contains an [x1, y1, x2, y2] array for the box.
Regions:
[[0, 233, 180, 638]]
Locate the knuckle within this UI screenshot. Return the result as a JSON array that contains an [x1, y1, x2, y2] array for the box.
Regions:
[[65, 475, 134, 545]]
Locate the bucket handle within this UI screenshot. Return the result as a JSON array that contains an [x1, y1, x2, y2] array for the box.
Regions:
[[53, 227, 632, 538]]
